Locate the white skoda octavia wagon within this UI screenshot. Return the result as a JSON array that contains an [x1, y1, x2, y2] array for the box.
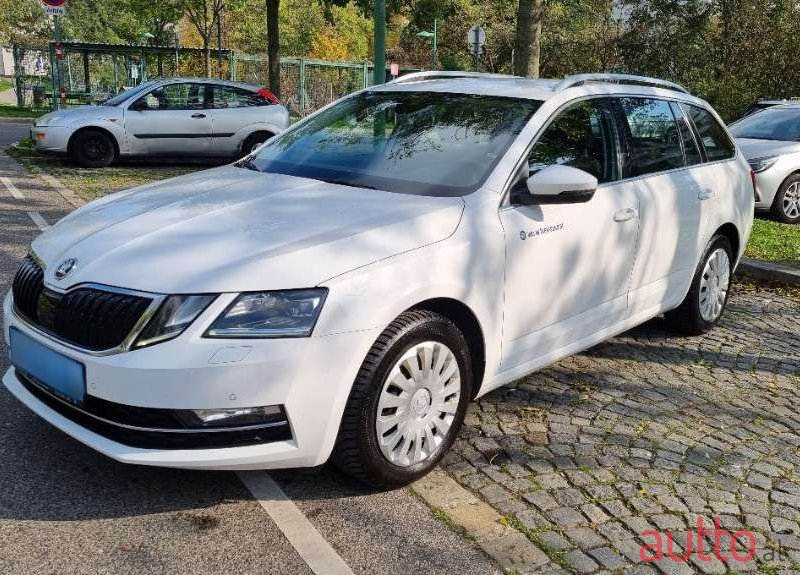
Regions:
[[3, 72, 754, 487]]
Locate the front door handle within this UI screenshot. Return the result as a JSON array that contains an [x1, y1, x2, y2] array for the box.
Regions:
[[698, 189, 715, 201], [191, 113, 207, 119], [613, 208, 637, 222]]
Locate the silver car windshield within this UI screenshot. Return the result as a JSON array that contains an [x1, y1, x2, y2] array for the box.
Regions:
[[101, 81, 159, 107], [243, 91, 542, 197], [731, 107, 800, 141]]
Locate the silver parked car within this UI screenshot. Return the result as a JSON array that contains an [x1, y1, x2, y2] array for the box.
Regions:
[[31, 78, 290, 168], [731, 103, 800, 223]]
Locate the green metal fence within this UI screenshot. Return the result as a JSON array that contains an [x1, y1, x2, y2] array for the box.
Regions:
[[12, 42, 418, 117]]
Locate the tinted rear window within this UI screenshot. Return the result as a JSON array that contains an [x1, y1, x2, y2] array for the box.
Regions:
[[730, 107, 800, 142], [687, 105, 736, 161], [620, 98, 684, 177]]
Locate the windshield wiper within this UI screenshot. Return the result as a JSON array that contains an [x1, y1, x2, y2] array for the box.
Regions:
[[314, 176, 378, 190], [235, 158, 261, 172]]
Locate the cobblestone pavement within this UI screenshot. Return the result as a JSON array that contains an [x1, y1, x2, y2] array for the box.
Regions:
[[442, 282, 800, 575]]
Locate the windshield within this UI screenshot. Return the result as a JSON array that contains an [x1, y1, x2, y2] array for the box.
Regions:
[[244, 91, 542, 196], [731, 107, 800, 141], [101, 81, 158, 106]]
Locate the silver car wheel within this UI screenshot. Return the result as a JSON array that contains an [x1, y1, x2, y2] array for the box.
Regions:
[[375, 341, 461, 467], [783, 182, 800, 219], [698, 247, 731, 322]]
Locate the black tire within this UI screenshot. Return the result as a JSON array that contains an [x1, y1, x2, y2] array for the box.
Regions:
[[770, 173, 800, 224], [70, 129, 115, 168], [664, 235, 734, 336], [240, 131, 273, 157], [333, 310, 473, 489]]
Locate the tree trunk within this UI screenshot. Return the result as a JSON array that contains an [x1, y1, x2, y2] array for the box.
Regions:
[[513, 0, 533, 76], [204, 40, 211, 77], [528, 0, 543, 79], [513, 0, 544, 78], [266, 0, 281, 99]]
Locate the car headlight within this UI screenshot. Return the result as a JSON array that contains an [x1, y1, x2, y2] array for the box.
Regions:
[[748, 156, 779, 173], [205, 289, 327, 339], [134, 295, 216, 349]]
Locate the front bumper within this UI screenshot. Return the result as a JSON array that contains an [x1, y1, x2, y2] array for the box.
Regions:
[[753, 168, 786, 211], [30, 126, 71, 153], [3, 291, 378, 470]]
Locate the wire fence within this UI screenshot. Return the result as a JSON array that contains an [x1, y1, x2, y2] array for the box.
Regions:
[[8, 42, 418, 118]]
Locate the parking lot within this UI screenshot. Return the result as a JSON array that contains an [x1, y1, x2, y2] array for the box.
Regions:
[[1, 121, 799, 575]]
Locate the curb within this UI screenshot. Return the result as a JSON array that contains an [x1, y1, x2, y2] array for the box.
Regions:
[[0, 117, 34, 124], [736, 257, 800, 286], [412, 469, 554, 574], [26, 166, 85, 209]]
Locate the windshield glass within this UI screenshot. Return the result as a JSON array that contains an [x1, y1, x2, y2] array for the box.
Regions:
[[101, 81, 158, 106], [730, 107, 800, 141], [245, 91, 542, 196]]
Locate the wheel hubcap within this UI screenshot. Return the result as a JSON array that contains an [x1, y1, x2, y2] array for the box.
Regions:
[[699, 248, 731, 322], [783, 183, 800, 219], [376, 341, 461, 467]]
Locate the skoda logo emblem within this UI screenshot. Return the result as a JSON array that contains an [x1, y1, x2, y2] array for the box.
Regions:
[[55, 257, 78, 280]]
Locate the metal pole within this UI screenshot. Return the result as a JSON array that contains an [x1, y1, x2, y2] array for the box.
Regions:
[[54, 15, 65, 109], [432, 19, 437, 70], [299, 58, 306, 114], [373, 0, 385, 85]]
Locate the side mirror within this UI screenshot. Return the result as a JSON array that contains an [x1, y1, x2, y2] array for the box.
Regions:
[[513, 165, 598, 205]]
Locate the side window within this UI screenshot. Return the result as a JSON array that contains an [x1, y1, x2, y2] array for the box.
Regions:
[[138, 83, 205, 110], [670, 102, 703, 166], [619, 98, 684, 177], [212, 86, 264, 108], [527, 99, 619, 184], [686, 105, 736, 162]]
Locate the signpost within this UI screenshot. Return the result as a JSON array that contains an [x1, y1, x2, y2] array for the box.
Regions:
[[42, 0, 67, 108], [468, 25, 486, 72]]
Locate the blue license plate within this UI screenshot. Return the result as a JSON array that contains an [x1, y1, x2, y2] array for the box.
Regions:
[[9, 328, 86, 404]]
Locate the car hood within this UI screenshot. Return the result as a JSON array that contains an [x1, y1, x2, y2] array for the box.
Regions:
[[736, 138, 800, 160], [31, 166, 464, 294], [36, 105, 122, 127]]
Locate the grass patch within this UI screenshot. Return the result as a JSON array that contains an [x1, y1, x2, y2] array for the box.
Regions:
[[745, 217, 800, 267], [0, 104, 45, 118], [6, 141, 208, 202], [0, 78, 13, 92]]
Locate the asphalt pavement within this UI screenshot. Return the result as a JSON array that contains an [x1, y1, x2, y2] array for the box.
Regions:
[[0, 121, 499, 575]]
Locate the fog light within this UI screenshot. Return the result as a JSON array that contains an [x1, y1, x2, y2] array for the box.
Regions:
[[176, 405, 285, 429]]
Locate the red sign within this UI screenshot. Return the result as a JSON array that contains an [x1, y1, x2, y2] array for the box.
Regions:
[[42, 0, 66, 6]]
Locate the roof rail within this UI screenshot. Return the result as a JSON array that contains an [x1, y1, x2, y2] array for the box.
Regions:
[[389, 71, 520, 84], [555, 73, 690, 94]]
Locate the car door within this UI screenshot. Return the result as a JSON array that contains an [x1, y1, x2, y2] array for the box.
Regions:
[[618, 97, 704, 315], [498, 98, 640, 370], [124, 82, 212, 155], [208, 84, 269, 156]]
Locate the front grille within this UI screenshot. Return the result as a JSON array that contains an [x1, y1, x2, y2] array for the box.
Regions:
[[12, 255, 153, 351]]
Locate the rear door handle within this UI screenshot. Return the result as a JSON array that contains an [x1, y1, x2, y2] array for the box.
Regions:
[[613, 208, 637, 222], [698, 189, 715, 200], [191, 113, 207, 119]]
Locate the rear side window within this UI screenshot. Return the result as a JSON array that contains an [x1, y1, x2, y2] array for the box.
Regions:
[[687, 105, 736, 161], [211, 85, 265, 109], [670, 102, 703, 166], [619, 98, 684, 177], [528, 98, 619, 184]]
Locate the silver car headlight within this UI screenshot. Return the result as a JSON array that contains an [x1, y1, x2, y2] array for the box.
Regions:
[[134, 295, 217, 349], [748, 156, 779, 173], [205, 289, 327, 339]]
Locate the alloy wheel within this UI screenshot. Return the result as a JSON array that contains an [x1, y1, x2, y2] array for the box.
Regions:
[[375, 341, 461, 467], [698, 247, 731, 322], [783, 182, 800, 220]]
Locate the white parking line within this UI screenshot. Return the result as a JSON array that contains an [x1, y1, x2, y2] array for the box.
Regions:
[[0, 176, 50, 231], [237, 471, 354, 575]]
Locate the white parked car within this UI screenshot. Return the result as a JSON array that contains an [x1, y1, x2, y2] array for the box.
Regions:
[[30, 77, 289, 168], [4, 72, 754, 487], [731, 103, 800, 223]]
